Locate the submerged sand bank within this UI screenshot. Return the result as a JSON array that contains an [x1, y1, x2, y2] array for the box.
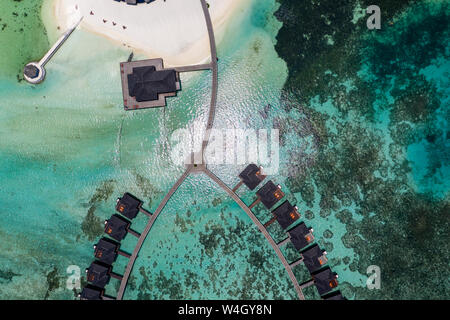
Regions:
[[49, 0, 249, 66]]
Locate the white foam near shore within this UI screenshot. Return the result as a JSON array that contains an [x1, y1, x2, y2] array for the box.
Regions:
[[49, 0, 249, 66]]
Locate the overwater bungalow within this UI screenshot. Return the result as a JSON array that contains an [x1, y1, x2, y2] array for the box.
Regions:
[[256, 180, 284, 209], [94, 237, 120, 265], [288, 222, 314, 251], [79, 284, 105, 300], [104, 214, 131, 241], [311, 267, 339, 296], [301, 244, 328, 273], [238, 164, 266, 190], [271, 200, 300, 229], [116, 192, 143, 220], [85, 261, 112, 288]]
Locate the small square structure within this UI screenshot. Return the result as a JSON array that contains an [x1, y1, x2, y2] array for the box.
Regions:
[[256, 181, 284, 209], [86, 261, 112, 288], [301, 244, 328, 273], [80, 285, 104, 300], [105, 214, 130, 241], [288, 222, 314, 251], [271, 200, 300, 229], [239, 164, 266, 190], [94, 237, 120, 265], [312, 267, 339, 296], [116, 192, 142, 220], [120, 58, 181, 110]]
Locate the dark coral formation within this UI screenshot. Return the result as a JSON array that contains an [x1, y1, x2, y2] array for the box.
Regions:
[[0, 0, 49, 80], [44, 266, 62, 300], [0, 269, 21, 283], [128, 203, 298, 300], [81, 180, 116, 241], [274, 0, 449, 299]]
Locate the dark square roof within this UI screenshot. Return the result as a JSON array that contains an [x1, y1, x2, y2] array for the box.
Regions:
[[239, 164, 265, 190], [312, 267, 338, 296], [288, 222, 314, 251], [80, 285, 104, 300], [94, 237, 120, 265], [256, 181, 284, 209], [127, 66, 177, 102], [105, 214, 130, 241], [322, 291, 345, 300], [271, 200, 300, 229], [116, 192, 142, 220], [302, 244, 327, 273], [86, 261, 111, 288]]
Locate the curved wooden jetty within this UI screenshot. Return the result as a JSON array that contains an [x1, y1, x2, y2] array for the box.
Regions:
[[202, 168, 305, 300], [115, 0, 305, 300], [116, 165, 193, 299]]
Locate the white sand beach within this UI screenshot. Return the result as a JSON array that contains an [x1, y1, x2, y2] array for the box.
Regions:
[[50, 0, 249, 66]]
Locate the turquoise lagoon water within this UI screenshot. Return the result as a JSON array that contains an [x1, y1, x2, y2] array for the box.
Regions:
[[0, 0, 448, 300], [0, 0, 323, 299]]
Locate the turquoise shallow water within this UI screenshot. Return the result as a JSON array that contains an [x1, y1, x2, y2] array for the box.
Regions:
[[0, 0, 448, 300], [0, 0, 315, 299]]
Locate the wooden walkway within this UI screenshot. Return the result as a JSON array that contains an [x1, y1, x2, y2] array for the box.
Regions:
[[174, 64, 211, 73], [116, 0, 217, 300], [116, 165, 193, 299], [202, 168, 305, 300], [24, 17, 82, 84], [115, 0, 306, 300], [39, 17, 83, 67], [200, 0, 219, 154]]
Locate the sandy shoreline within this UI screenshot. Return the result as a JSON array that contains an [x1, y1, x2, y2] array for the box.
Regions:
[[48, 0, 249, 66]]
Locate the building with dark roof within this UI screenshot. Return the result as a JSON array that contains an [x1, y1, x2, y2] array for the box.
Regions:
[[301, 244, 328, 273], [238, 164, 266, 190], [120, 58, 181, 110], [271, 200, 300, 229], [312, 267, 339, 296], [79, 285, 104, 300], [322, 291, 345, 300], [24, 64, 40, 79], [288, 222, 314, 251], [256, 181, 284, 209], [116, 192, 142, 220], [94, 237, 120, 265], [104, 214, 130, 241], [86, 261, 112, 288], [128, 66, 178, 102]]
